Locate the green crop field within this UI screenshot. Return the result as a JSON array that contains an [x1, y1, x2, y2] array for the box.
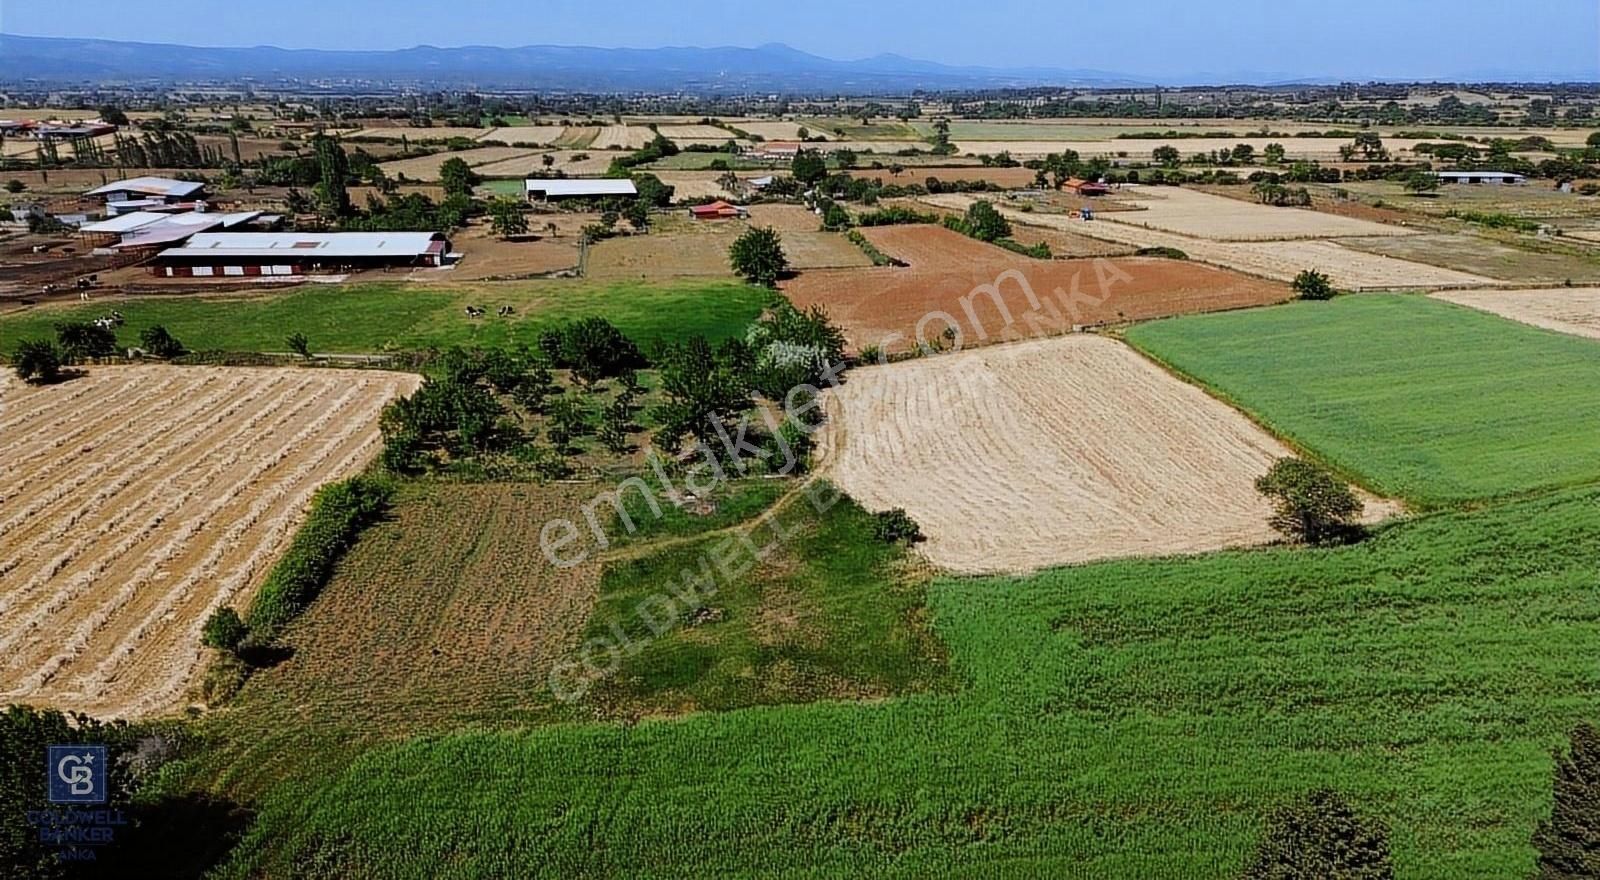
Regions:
[[208, 486, 1600, 879], [1125, 294, 1600, 507], [0, 279, 775, 355]]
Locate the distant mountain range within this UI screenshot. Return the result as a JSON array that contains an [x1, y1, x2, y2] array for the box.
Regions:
[[2, 34, 1592, 92], [0, 34, 1152, 92]]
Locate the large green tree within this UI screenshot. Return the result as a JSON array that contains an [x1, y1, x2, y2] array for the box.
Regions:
[[728, 226, 788, 287], [1255, 457, 1361, 545]]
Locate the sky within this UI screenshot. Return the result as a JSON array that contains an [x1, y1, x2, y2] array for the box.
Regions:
[[2, 0, 1597, 82]]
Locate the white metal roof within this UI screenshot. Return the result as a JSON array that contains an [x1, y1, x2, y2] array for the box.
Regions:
[[158, 231, 443, 259], [79, 212, 170, 234], [1437, 170, 1525, 178], [86, 177, 206, 198], [523, 178, 638, 197]]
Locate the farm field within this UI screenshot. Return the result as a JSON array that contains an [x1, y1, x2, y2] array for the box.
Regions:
[[1338, 233, 1600, 283], [471, 149, 624, 177], [1126, 294, 1600, 506], [0, 279, 776, 353], [1432, 287, 1600, 339], [0, 366, 417, 718], [591, 124, 655, 150], [218, 482, 602, 739], [212, 485, 1600, 878], [848, 166, 1040, 187], [1103, 186, 1414, 241], [821, 334, 1394, 573], [922, 195, 1497, 288], [783, 224, 1291, 351], [1335, 180, 1600, 220], [376, 146, 542, 179]]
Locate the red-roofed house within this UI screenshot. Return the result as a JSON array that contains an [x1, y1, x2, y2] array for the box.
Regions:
[[1064, 177, 1111, 196], [689, 200, 748, 221]]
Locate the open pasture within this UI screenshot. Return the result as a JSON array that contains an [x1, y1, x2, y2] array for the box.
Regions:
[[1336, 180, 1600, 221], [587, 224, 869, 280], [821, 334, 1392, 573], [0, 279, 775, 353], [951, 136, 1426, 160], [0, 366, 418, 718], [1127, 294, 1600, 506], [782, 225, 1290, 351], [217, 484, 1600, 878], [1104, 186, 1414, 241], [848, 166, 1039, 187], [1431, 287, 1600, 340], [1339, 233, 1600, 284]]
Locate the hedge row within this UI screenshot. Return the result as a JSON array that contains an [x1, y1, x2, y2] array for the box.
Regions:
[[244, 476, 392, 641]]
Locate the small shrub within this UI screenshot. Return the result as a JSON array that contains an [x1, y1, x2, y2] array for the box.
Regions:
[[13, 338, 63, 384], [1531, 722, 1600, 877], [201, 607, 249, 654], [286, 332, 312, 359], [139, 324, 186, 358], [1135, 246, 1189, 260], [871, 508, 924, 545], [1292, 269, 1336, 301]]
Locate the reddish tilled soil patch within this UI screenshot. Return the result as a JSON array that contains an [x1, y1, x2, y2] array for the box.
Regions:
[[783, 225, 1291, 352]]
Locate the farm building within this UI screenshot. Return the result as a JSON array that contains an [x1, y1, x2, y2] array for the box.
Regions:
[[85, 177, 209, 214], [1064, 177, 1111, 196], [150, 231, 451, 277], [689, 200, 749, 220], [1436, 171, 1527, 185], [80, 210, 273, 252], [749, 142, 802, 160], [523, 178, 637, 202]]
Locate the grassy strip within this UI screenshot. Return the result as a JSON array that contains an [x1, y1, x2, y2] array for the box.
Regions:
[[1445, 209, 1541, 233], [244, 476, 393, 642], [844, 229, 904, 267]]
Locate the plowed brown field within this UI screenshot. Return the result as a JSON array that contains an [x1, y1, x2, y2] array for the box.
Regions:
[[820, 334, 1397, 573], [0, 366, 419, 718], [782, 225, 1290, 351]]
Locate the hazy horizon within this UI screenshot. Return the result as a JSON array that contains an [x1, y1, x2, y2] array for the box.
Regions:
[[2, 0, 1598, 83]]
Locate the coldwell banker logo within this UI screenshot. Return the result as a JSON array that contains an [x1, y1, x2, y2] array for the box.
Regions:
[[48, 745, 107, 804]]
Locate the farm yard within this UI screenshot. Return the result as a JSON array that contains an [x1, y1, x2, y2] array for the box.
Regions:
[[0, 366, 417, 718], [783, 224, 1291, 351], [587, 224, 870, 280], [1432, 286, 1600, 339], [820, 334, 1395, 573], [1127, 294, 1600, 506]]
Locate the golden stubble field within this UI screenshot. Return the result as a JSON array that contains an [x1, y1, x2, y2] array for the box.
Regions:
[[1432, 287, 1600, 340], [0, 366, 418, 718], [819, 334, 1397, 573]]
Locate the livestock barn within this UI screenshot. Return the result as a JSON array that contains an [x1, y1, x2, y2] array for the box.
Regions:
[[149, 231, 451, 277], [523, 178, 638, 202], [85, 176, 209, 215]]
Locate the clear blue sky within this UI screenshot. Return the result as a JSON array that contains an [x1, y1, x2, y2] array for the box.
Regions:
[[2, 0, 1597, 81]]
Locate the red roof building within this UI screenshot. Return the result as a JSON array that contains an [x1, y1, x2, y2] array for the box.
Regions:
[[1064, 177, 1111, 196], [689, 200, 748, 220]]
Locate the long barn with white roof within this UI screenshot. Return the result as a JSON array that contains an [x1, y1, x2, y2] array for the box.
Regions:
[[150, 231, 451, 277]]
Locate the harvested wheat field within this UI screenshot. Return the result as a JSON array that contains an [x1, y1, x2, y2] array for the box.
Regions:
[[1103, 186, 1414, 241], [820, 334, 1394, 573], [849, 166, 1041, 187], [592, 125, 655, 150], [1432, 287, 1600, 340], [0, 365, 419, 718], [782, 225, 1290, 351], [474, 150, 626, 177], [919, 195, 1497, 289], [657, 124, 735, 140]]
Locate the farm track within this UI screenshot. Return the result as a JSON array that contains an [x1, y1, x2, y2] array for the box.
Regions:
[[0, 366, 418, 717]]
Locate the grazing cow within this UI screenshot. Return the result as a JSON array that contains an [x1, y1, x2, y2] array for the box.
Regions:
[[498, 305, 514, 317], [464, 306, 486, 319]]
